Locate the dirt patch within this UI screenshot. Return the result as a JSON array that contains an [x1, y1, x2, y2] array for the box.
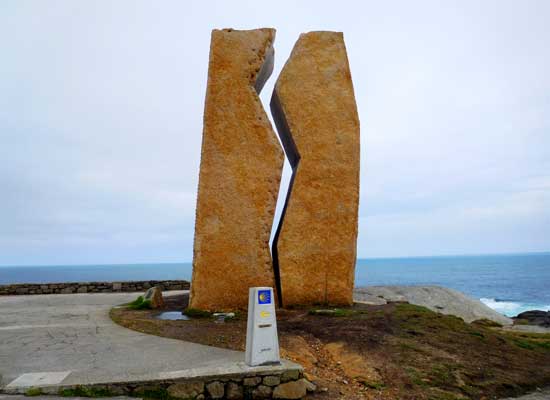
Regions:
[[111, 294, 550, 400]]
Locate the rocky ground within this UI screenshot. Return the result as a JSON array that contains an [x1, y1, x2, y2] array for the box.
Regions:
[[514, 311, 550, 328], [111, 293, 550, 400]]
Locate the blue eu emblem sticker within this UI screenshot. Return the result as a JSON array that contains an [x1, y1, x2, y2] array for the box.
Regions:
[[258, 290, 271, 305]]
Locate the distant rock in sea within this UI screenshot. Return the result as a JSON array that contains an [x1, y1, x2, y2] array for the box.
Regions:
[[514, 310, 550, 327], [354, 285, 513, 326]]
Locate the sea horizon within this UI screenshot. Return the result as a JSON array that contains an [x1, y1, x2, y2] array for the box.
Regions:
[[1, 251, 549, 318], [2, 250, 549, 269]]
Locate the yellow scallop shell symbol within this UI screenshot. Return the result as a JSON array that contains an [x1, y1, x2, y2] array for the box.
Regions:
[[259, 293, 267, 302]]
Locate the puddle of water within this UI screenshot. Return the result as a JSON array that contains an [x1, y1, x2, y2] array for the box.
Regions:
[[155, 311, 190, 321]]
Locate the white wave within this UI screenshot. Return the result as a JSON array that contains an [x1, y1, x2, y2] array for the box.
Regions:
[[480, 298, 550, 317]]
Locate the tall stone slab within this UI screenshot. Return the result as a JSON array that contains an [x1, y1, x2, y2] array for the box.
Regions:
[[190, 28, 284, 311], [271, 31, 360, 307]]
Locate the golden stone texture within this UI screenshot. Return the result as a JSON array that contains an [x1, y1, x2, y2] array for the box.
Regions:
[[271, 31, 360, 307], [190, 28, 284, 311]]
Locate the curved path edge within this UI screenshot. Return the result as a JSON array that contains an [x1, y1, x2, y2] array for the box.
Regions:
[[0, 291, 301, 395]]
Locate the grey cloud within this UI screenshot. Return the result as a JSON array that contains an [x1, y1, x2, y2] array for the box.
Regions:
[[1, 0, 549, 265]]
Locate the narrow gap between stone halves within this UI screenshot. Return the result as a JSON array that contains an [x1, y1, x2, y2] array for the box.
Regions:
[[251, 44, 284, 307], [270, 91, 301, 308]]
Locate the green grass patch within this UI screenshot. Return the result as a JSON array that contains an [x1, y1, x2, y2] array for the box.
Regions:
[[469, 331, 485, 339], [472, 319, 503, 328], [393, 303, 476, 339], [459, 384, 481, 397], [394, 303, 432, 316], [182, 307, 212, 318], [507, 330, 550, 340], [308, 307, 371, 317], [308, 308, 355, 317], [59, 386, 114, 397], [126, 296, 152, 310], [25, 387, 42, 396], [428, 364, 458, 387], [132, 386, 170, 399], [514, 339, 535, 350], [359, 380, 386, 390], [399, 341, 426, 353], [406, 367, 429, 387], [333, 308, 356, 317], [513, 338, 550, 350]]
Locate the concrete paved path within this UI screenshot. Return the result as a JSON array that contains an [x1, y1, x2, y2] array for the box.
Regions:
[[2, 391, 548, 400], [0, 292, 295, 391], [0, 396, 139, 400]]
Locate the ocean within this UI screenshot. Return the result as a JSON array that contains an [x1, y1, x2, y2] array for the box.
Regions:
[[1, 253, 549, 317]]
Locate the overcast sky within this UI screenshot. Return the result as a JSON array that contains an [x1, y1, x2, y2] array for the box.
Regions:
[[1, 1, 549, 266]]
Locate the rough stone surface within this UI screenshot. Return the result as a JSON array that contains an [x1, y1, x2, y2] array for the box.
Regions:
[[353, 294, 387, 306], [167, 382, 204, 399], [303, 379, 316, 392], [133, 385, 164, 397], [191, 28, 284, 311], [226, 382, 244, 399], [272, 379, 308, 399], [515, 310, 550, 327], [263, 375, 281, 386], [354, 285, 513, 325], [205, 381, 224, 398], [501, 388, 550, 400], [271, 31, 360, 307], [504, 325, 550, 334], [143, 286, 165, 309], [252, 384, 272, 399], [243, 376, 262, 386], [280, 370, 300, 383]]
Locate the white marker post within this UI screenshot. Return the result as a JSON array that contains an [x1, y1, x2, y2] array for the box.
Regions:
[[245, 287, 280, 366]]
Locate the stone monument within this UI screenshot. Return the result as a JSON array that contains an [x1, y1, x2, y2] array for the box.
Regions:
[[190, 28, 284, 310], [191, 29, 359, 310], [271, 32, 360, 307]]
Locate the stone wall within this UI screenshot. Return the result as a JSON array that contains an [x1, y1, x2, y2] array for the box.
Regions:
[[164, 370, 310, 400], [11, 368, 311, 400], [0, 280, 189, 296]]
